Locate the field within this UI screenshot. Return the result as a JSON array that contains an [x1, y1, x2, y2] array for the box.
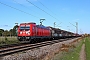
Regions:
[[0, 36, 20, 46], [85, 37, 90, 60]]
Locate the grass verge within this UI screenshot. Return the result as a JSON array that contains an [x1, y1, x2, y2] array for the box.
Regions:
[[51, 38, 84, 60], [85, 37, 90, 60], [0, 37, 20, 46]]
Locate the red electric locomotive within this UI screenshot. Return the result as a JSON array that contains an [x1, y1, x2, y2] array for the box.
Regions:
[[17, 22, 51, 42]]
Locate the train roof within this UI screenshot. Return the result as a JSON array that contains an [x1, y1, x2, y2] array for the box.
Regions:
[[20, 22, 36, 25], [36, 25, 49, 29], [48, 26, 76, 34]]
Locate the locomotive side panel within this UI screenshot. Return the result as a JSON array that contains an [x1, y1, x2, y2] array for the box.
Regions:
[[17, 23, 51, 42]]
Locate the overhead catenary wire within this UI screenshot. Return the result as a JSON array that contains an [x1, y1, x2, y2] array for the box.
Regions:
[[12, 0, 40, 15], [0, 1, 39, 18], [37, 0, 57, 16], [26, 0, 59, 21]]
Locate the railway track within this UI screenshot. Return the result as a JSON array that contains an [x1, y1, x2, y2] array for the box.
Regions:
[[0, 38, 76, 57], [0, 43, 28, 49]]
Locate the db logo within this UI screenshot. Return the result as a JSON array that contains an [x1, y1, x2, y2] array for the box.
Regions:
[[26, 31, 30, 35]]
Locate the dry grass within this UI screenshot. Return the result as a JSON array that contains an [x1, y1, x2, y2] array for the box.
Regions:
[[0, 36, 20, 45], [51, 37, 84, 60]]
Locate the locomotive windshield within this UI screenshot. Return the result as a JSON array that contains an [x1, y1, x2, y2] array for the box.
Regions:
[[20, 26, 30, 31]]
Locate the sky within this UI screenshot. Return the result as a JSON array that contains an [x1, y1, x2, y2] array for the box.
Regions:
[[0, 0, 90, 34]]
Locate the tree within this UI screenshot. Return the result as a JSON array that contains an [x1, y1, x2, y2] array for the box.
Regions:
[[0, 29, 4, 36], [3, 30, 9, 36], [9, 29, 13, 36], [12, 25, 18, 36], [0, 25, 18, 36]]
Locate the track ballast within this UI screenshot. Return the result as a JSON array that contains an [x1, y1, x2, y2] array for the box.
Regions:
[[0, 38, 75, 57]]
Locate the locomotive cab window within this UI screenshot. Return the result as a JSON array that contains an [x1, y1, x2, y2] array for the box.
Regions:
[[25, 26, 30, 31], [20, 26, 25, 30], [20, 26, 30, 31]]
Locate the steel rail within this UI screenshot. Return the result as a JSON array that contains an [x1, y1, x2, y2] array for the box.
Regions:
[[0, 38, 77, 57]]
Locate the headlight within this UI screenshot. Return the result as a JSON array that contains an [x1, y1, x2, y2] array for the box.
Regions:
[[26, 37, 29, 39], [18, 37, 21, 39]]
